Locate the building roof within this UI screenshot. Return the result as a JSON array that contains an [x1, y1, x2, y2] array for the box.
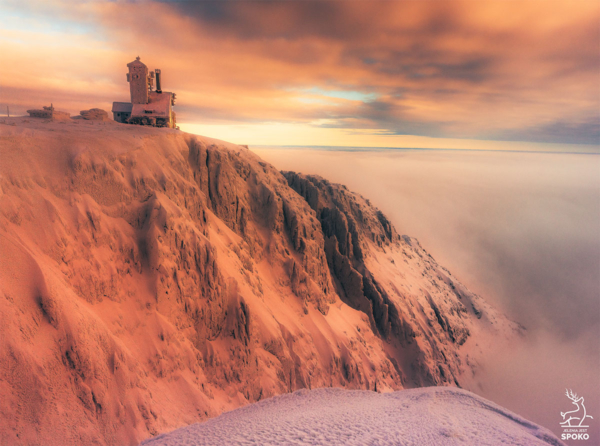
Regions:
[[129, 92, 172, 118], [112, 102, 133, 113], [127, 56, 147, 68]]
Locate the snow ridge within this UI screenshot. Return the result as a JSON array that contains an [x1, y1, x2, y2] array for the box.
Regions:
[[141, 387, 565, 446]]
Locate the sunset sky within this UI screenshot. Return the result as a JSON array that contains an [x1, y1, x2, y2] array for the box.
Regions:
[[1, 0, 599, 150]]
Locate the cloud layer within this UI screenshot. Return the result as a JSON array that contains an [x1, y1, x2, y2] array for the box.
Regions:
[[1, 0, 599, 145]]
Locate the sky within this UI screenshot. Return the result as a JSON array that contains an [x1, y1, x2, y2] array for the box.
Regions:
[[1, 0, 599, 150]]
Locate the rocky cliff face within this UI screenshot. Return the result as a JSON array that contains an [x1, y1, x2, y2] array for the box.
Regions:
[[0, 118, 518, 445]]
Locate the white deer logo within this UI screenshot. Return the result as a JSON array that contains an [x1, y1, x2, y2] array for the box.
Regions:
[[561, 389, 593, 427]]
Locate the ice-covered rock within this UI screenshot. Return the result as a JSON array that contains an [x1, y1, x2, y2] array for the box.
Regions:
[[79, 108, 110, 121]]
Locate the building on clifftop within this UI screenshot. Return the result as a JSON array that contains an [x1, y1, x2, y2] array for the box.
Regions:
[[112, 57, 177, 128]]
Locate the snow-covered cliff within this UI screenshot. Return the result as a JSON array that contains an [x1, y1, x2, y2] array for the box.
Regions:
[[0, 118, 519, 445]]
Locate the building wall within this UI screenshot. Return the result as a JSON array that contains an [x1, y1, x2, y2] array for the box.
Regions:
[[129, 63, 148, 105], [113, 112, 131, 123]]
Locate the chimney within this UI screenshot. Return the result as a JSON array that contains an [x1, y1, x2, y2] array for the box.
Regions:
[[155, 69, 162, 94]]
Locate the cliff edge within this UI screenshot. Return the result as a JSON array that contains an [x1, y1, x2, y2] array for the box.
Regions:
[[0, 117, 519, 445]]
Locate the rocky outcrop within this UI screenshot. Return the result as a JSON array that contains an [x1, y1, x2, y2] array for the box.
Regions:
[[79, 108, 110, 121], [285, 172, 413, 338], [0, 119, 518, 446], [283, 172, 511, 387]]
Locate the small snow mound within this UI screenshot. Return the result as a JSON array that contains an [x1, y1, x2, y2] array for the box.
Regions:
[[140, 387, 564, 446]]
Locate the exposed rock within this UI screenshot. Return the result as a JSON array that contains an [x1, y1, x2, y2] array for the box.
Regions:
[[80, 108, 110, 121], [283, 172, 513, 386]]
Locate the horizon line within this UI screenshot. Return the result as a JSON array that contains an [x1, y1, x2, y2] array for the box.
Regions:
[[252, 144, 600, 156]]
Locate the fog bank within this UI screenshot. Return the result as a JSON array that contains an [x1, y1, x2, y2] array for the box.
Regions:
[[253, 147, 600, 443]]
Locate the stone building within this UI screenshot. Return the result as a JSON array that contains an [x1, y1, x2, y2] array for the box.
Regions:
[[112, 57, 177, 128]]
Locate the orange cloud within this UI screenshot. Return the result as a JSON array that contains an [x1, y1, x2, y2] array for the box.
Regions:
[[1, 0, 598, 145]]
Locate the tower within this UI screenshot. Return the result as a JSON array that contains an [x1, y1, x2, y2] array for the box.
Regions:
[[127, 56, 149, 104], [113, 56, 176, 128]]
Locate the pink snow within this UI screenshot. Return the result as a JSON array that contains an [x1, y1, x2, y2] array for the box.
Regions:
[[141, 387, 564, 446]]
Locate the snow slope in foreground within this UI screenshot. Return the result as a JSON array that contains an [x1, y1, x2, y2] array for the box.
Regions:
[[141, 387, 564, 446]]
